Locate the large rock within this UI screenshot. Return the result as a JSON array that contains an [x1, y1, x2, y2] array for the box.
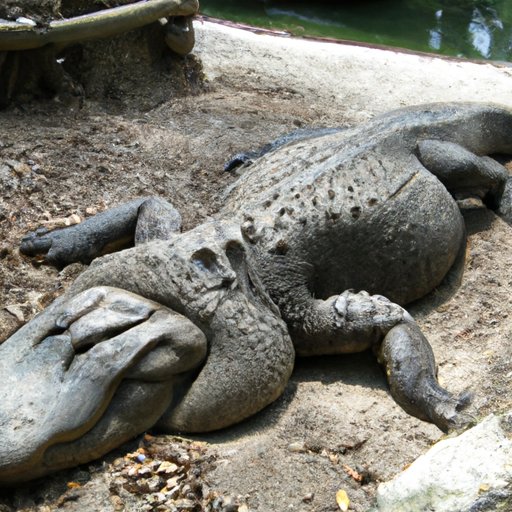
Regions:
[[372, 412, 512, 512]]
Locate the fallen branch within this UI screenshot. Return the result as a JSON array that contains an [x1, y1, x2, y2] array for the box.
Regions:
[[0, 0, 198, 51]]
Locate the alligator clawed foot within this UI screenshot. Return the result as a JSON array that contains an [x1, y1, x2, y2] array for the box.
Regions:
[[431, 389, 475, 433], [20, 220, 103, 267], [55, 286, 157, 349], [20, 225, 77, 267], [0, 286, 206, 483], [20, 227, 53, 257]]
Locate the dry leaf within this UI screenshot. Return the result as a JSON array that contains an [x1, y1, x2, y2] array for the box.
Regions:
[[479, 483, 490, 493], [342, 464, 363, 482], [336, 489, 350, 511], [157, 461, 179, 474]]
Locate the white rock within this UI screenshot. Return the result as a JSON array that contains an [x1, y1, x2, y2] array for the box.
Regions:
[[373, 413, 512, 512]]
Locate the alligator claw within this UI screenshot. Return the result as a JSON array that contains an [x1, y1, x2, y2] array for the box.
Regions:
[[432, 390, 475, 432], [20, 229, 51, 254]]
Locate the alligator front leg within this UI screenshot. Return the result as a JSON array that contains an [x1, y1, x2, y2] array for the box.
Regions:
[[0, 286, 206, 483], [20, 196, 181, 267], [288, 290, 471, 432]]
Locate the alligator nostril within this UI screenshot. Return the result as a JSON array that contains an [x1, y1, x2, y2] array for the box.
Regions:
[[191, 248, 220, 273], [191, 247, 238, 287], [221, 276, 235, 288]]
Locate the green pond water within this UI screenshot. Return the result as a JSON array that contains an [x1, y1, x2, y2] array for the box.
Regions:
[[200, 0, 512, 61]]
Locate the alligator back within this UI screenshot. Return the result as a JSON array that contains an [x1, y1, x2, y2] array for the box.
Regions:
[[222, 103, 512, 305]]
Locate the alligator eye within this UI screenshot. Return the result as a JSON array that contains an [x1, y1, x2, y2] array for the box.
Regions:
[[191, 248, 221, 274]]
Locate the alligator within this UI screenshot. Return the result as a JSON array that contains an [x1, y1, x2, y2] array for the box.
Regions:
[[1, 102, 512, 483], [0, 0, 198, 106]]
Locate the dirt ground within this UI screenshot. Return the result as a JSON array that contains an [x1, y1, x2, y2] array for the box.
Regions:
[[1, 19, 512, 512]]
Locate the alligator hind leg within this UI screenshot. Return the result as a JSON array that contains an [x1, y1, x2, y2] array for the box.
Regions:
[[0, 286, 206, 483], [417, 139, 512, 222], [286, 289, 471, 432], [20, 196, 181, 267]]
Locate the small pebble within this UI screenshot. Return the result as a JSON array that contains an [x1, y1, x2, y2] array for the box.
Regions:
[[110, 495, 125, 511], [302, 492, 314, 503], [5, 305, 24, 322], [288, 441, 306, 453], [157, 461, 179, 474]]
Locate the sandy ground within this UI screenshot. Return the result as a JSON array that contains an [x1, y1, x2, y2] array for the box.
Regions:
[[0, 18, 512, 512]]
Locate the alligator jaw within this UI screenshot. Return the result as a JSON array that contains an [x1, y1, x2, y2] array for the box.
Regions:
[[0, 0, 199, 51]]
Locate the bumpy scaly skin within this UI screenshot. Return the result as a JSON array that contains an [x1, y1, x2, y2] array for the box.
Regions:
[[225, 103, 512, 306], [5, 220, 295, 483], [3, 102, 512, 483]]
